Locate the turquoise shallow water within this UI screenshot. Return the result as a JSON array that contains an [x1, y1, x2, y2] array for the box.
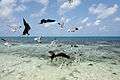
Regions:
[[0, 38, 120, 80], [0, 36, 120, 45], [0, 43, 120, 63], [0, 36, 120, 63]]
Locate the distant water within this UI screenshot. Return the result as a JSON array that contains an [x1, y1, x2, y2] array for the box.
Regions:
[[0, 36, 120, 45]]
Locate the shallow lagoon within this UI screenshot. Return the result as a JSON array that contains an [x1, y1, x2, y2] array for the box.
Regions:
[[0, 42, 120, 80]]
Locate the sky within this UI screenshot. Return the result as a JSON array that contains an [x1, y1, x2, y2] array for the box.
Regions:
[[0, 0, 120, 36]]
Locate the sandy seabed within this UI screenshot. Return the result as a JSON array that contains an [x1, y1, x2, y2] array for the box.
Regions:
[[0, 43, 120, 80]]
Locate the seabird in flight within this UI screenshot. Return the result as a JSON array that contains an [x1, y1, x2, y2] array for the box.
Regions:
[[8, 25, 21, 32], [67, 27, 79, 32], [48, 51, 70, 62], [23, 18, 31, 35], [58, 22, 64, 29], [39, 19, 56, 24]]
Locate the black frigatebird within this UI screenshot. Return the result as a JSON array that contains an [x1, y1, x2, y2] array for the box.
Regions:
[[48, 51, 70, 62], [23, 18, 31, 35], [39, 19, 56, 24]]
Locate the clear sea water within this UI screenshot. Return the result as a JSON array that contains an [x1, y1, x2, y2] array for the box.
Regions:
[[0, 36, 120, 80], [0, 36, 120, 45]]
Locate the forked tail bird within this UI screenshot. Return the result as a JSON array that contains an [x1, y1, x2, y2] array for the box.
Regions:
[[48, 51, 70, 61], [23, 18, 31, 35]]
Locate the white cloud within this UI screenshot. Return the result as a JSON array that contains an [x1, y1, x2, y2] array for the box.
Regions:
[[25, 0, 49, 18], [0, 7, 12, 17], [43, 22, 57, 28], [59, 0, 81, 15], [21, 0, 31, 3], [60, 16, 71, 23], [86, 22, 91, 27], [0, 0, 20, 27], [37, 0, 49, 6], [114, 17, 120, 21], [94, 20, 101, 26], [0, 0, 16, 18], [30, 7, 47, 18], [0, 0, 49, 26], [57, 0, 66, 4], [15, 4, 26, 12], [82, 19, 101, 27], [65, 18, 71, 23], [99, 26, 109, 32], [21, 0, 49, 6], [78, 26, 83, 30], [30, 12, 41, 18], [89, 3, 119, 19], [81, 17, 89, 24]]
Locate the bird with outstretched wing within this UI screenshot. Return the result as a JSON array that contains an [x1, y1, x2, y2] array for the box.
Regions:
[[23, 18, 31, 35]]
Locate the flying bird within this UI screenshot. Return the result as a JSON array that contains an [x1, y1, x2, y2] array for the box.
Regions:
[[48, 51, 70, 61], [58, 22, 64, 29], [7, 25, 21, 32], [39, 19, 56, 24], [58, 16, 70, 29], [23, 18, 31, 35], [67, 27, 79, 32]]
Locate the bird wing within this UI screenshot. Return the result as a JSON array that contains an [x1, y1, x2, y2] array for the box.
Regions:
[[23, 18, 31, 30], [47, 19, 55, 22], [40, 19, 46, 24], [55, 53, 70, 59], [23, 18, 31, 35]]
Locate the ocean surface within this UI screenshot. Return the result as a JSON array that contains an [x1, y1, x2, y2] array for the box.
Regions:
[[0, 36, 120, 80], [0, 36, 120, 45]]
